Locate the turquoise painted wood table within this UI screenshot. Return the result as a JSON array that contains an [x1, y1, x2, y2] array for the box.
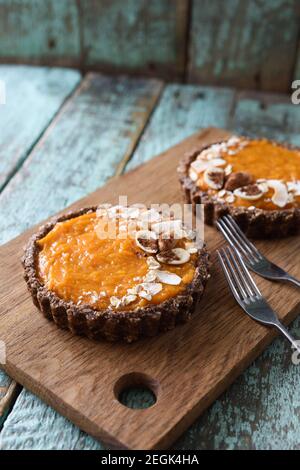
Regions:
[[0, 65, 300, 450]]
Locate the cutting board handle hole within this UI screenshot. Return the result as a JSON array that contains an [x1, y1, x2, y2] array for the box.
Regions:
[[114, 372, 159, 410]]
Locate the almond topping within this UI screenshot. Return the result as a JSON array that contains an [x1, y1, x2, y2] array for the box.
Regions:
[[203, 167, 225, 190], [140, 282, 162, 296], [135, 230, 158, 253], [156, 247, 190, 265], [287, 181, 300, 196], [267, 180, 289, 208], [234, 184, 263, 201], [158, 233, 176, 252], [146, 256, 161, 270], [225, 172, 254, 192], [155, 270, 182, 285], [138, 290, 152, 301]]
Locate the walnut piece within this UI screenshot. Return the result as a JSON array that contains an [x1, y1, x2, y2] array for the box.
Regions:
[[224, 171, 254, 192]]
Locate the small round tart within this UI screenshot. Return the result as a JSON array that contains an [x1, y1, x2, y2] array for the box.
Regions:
[[23, 206, 209, 342], [178, 136, 300, 238]]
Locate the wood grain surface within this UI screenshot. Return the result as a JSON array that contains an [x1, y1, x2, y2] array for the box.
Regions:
[[1, 0, 300, 92], [80, 0, 188, 80], [188, 0, 300, 92], [0, 127, 299, 450], [0, 0, 81, 66], [0, 65, 80, 191]]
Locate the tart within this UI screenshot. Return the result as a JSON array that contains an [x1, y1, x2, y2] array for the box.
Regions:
[[178, 136, 300, 238], [22, 205, 209, 342]]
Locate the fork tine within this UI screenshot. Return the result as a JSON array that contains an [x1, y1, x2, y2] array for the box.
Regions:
[[224, 215, 261, 260], [217, 249, 242, 303], [221, 217, 258, 263], [217, 219, 252, 261], [231, 245, 261, 297], [226, 246, 254, 298], [219, 247, 250, 299]]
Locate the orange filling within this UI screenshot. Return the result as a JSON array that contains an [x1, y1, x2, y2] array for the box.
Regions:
[[37, 212, 196, 311], [198, 139, 300, 210]]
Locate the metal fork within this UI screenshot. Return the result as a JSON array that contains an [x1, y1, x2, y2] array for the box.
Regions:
[[216, 215, 300, 288], [218, 245, 300, 353]]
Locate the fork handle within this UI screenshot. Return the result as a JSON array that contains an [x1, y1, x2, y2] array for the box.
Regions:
[[285, 275, 300, 288], [274, 321, 300, 354]]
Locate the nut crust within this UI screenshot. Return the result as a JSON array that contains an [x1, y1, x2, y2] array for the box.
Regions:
[[22, 207, 210, 342], [177, 140, 300, 238]]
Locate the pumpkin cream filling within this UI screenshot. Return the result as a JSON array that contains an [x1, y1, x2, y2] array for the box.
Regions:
[[189, 137, 300, 210], [37, 208, 198, 311]]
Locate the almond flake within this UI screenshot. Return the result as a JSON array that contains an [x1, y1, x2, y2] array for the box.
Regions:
[[110, 296, 122, 308], [225, 194, 235, 203], [234, 185, 263, 201], [140, 282, 162, 296], [156, 247, 190, 265], [185, 242, 198, 254], [267, 180, 289, 208], [189, 167, 199, 182], [122, 294, 137, 305], [138, 290, 152, 301], [287, 181, 300, 196], [203, 167, 225, 190], [135, 230, 158, 253], [146, 256, 161, 270], [225, 164, 233, 175], [151, 219, 183, 238], [143, 270, 157, 282], [155, 270, 182, 285]]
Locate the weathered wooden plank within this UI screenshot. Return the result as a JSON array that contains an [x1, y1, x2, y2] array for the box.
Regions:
[[0, 73, 162, 449], [232, 91, 300, 145], [188, 0, 300, 92], [0, 65, 81, 191], [126, 83, 235, 171], [0, 64, 80, 427], [0, 0, 80, 65], [0, 73, 162, 244], [81, 0, 188, 80]]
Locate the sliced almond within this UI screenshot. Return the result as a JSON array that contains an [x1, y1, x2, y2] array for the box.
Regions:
[[287, 181, 300, 196], [156, 247, 190, 265], [234, 184, 263, 201], [203, 167, 225, 190], [146, 256, 161, 270], [185, 241, 198, 254], [110, 296, 122, 308], [122, 294, 137, 305], [225, 164, 233, 176], [190, 157, 226, 175], [140, 282, 162, 296], [138, 290, 152, 301], [155, 270, 182, 285], [135, 230, 158, 253], [151, 219, 183, 238], [189, 167, 199, 182], [139, 208, 161, 223], [143, 270, 157, 282], [267, 180, 289, 208], [225, 193, 235, 203]]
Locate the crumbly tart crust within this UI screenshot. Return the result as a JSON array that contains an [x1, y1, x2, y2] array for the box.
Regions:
[[178, 139, 300, 238], [22, 207, 210, 342]]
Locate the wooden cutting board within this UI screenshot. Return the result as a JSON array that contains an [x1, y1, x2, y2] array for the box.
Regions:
[[0, 127, 299, 450]]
